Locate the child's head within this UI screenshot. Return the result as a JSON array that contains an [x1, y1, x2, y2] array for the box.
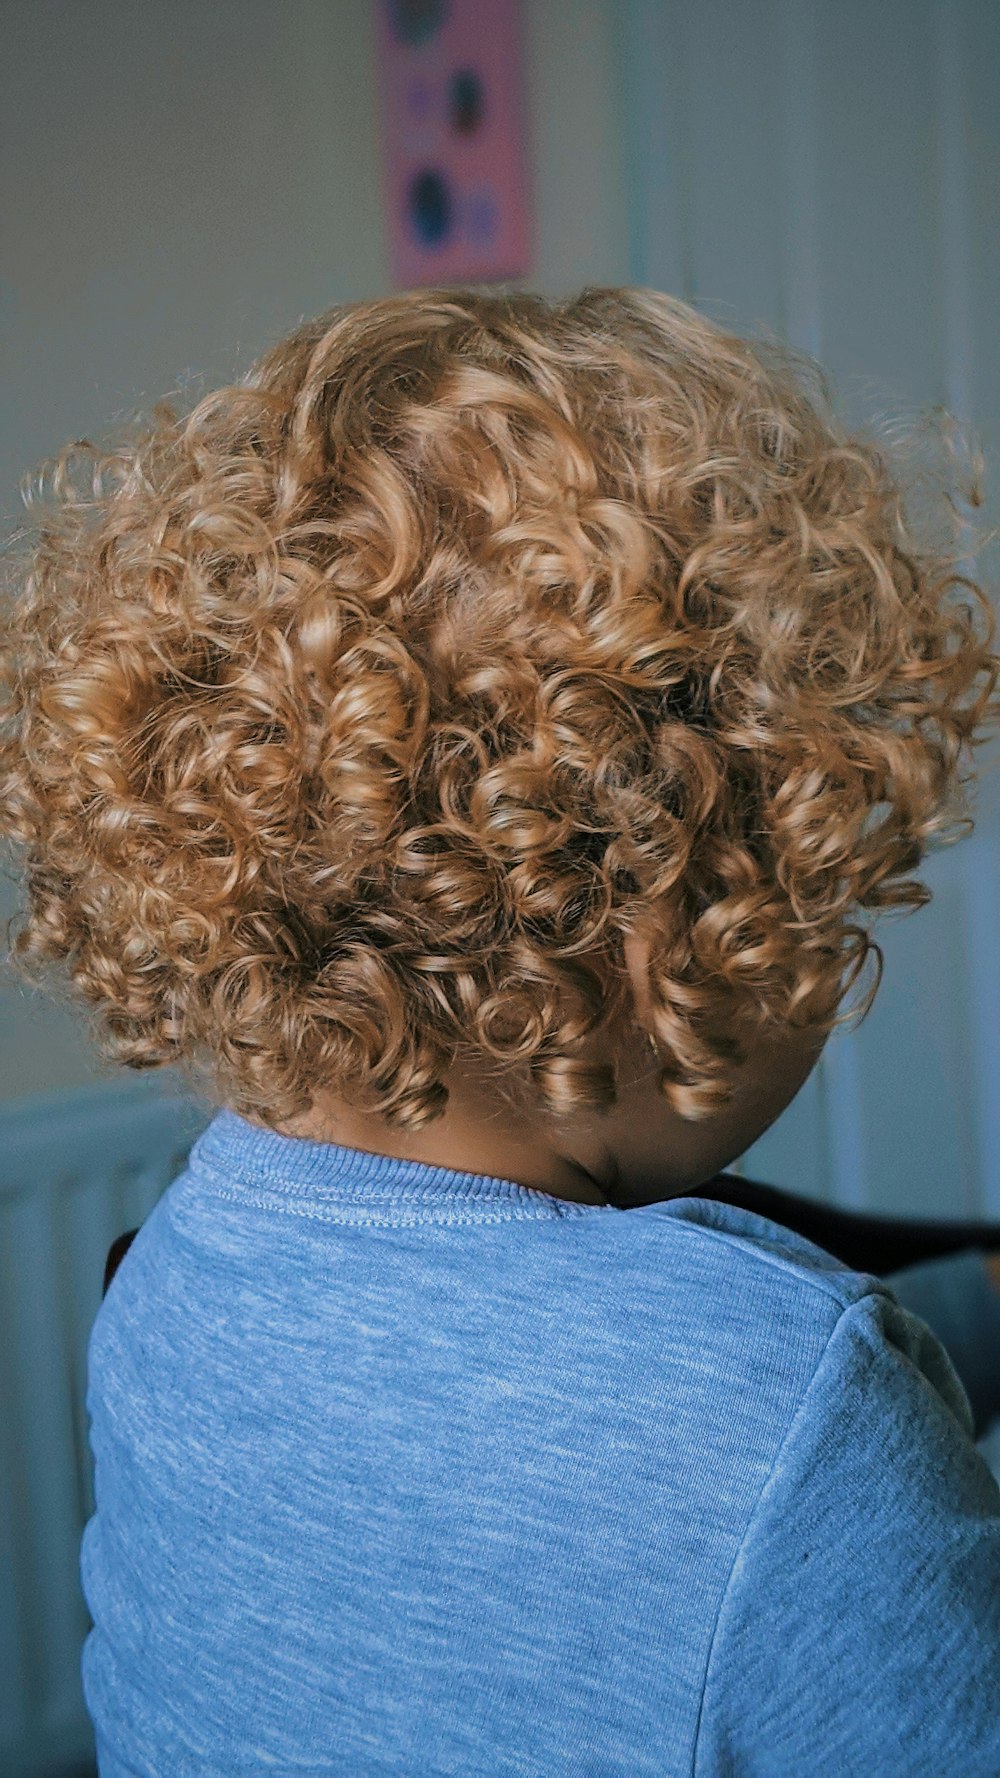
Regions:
[[1, 284, 997, 1157]]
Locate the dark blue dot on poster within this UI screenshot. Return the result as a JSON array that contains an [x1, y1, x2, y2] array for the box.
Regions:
[[387, 0, 448, 47], [450, 68, 485, 134], [407, 168, 453, 247]]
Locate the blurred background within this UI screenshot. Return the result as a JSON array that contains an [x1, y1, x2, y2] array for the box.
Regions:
[[2, 2, 999, 1771]]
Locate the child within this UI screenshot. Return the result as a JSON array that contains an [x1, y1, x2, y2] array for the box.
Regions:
[[3, 286, 1000, 1773]]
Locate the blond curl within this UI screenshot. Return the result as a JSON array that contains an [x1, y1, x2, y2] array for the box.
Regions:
[[2, 285, 999, 1134]]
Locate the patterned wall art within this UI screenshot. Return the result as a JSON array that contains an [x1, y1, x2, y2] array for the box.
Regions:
[[376, 0, 533, 286]]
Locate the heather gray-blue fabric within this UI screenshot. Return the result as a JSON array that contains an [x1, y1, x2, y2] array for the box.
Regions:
[[81, 1108, 1000, 1776]]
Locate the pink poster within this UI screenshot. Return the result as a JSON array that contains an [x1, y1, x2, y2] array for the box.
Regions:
[[376, 0, 534, 287]]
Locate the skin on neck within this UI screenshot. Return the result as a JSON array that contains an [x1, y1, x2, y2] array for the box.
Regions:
[[256, 937, 830, 1208]]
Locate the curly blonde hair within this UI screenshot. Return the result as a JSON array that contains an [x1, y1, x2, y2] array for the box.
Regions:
[[2, 285, 998, 1134]]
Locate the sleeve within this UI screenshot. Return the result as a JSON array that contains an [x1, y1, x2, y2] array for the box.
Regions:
[[883, 1247, 1000, 1441], [695, 1289, 1000, 1778]]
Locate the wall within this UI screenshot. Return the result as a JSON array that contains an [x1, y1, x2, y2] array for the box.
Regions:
[[615, 0, 1000, 1215]]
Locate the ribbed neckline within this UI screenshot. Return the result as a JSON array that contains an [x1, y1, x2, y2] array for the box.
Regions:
[[189, 1108, 621, 1223]]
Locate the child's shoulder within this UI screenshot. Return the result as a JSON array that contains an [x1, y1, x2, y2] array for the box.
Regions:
[[623, 1190, 890, 1313]]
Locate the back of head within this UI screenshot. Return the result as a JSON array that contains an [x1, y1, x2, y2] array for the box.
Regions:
[[2, 285, 998, 1133]]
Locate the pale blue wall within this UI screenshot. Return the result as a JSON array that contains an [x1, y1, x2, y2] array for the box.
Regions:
[[614, 0, 1000, 1216]]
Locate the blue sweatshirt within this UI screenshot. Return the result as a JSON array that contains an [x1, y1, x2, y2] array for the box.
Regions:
[[81, 1108, 1000, 1775]]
